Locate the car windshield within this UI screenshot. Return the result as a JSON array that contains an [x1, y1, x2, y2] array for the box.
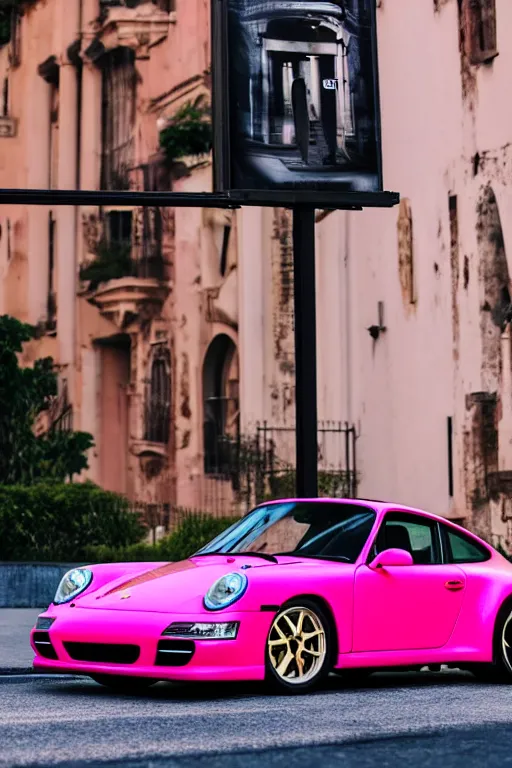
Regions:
[[195, 501, 377, 563]]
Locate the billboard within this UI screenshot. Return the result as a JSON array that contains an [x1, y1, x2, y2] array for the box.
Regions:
[[213, 0, 383, 197]]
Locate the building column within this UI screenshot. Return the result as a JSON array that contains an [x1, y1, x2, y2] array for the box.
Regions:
[[77, 59, 102, 270], [237, 207, 266, 434], [26, 75, 51, 325], [56, 60, 79, 368], [80, 0, 101, 195]]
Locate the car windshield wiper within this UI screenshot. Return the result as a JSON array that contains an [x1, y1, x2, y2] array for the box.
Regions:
[[193, 551, 278, 563], [274, 552, 352, 563], [230, 551, 278, 563]]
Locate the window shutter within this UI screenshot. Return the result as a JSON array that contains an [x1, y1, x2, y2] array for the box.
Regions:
[[467, 0, 497, 64], [480, 0, 497, 60]]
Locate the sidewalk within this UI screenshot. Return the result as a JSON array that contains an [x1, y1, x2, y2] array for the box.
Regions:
[[0, 609, 40, 673]]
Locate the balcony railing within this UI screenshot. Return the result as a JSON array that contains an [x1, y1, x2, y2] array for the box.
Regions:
[[99, 0, 173, 12], [79, 241, 165, 287]]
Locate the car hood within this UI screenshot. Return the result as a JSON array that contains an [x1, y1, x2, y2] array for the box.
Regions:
[[76, 555, 289, 614]]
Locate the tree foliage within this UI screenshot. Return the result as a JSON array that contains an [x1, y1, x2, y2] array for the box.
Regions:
[[0, 315, 94, 484]]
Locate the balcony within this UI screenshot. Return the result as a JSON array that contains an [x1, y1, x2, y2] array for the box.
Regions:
[[79, 233, 170, 330], [87, 0, 174, 61]]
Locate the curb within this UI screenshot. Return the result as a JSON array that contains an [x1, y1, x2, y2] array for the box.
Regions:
[[0, 667, 34, 676], [0, 667, 88, 679]]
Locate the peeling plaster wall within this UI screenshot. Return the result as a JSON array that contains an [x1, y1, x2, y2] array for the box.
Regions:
[[238, 0, 512, 543]]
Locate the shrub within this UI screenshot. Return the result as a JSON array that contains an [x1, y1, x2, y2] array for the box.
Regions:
[[159, 97, 212, 163], [84, 514, 241, 564], [0, 482, 146, 562], [79, 240, 133, 289]]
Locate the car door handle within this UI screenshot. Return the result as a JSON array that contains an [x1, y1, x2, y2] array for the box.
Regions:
[[444, 580, 464, 591]]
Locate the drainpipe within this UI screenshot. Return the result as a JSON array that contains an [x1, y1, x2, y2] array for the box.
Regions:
[[56, 0, 80, 372], [342, 209, 352, 425]]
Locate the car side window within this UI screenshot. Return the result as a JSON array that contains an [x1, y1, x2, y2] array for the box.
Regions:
[[373, 513, 442, 565], [442, 525, 491, 564]]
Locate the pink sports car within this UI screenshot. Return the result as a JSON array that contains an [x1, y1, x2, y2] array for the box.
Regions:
[[31, 498, 512, 693]]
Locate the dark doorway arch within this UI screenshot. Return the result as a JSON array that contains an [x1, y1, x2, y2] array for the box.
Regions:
[[203, 334, 239, 475]]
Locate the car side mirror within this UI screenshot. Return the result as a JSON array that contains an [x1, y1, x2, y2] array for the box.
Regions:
[[369, 548, 414, 570]]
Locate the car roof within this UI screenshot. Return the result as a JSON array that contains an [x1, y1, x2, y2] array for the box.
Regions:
[[259, 497, 486, 538]]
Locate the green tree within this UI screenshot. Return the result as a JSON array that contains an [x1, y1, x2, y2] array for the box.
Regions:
[[0, 314, 94, 484]]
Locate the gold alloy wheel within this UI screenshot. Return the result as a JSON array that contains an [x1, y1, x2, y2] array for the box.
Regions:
[[268, 605, 327, 685]]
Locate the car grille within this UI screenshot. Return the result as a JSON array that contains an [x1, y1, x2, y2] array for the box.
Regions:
[[155, 639, 195, 667], [33, 631, 58, 660], [63, 642, 140, 664]]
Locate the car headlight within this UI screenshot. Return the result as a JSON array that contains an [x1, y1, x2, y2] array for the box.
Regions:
[[53, 568, 93, 605], [204, 572, 248, 611]]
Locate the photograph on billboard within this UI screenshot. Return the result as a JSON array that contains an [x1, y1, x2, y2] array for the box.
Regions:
[[223, 0, 383, 194]]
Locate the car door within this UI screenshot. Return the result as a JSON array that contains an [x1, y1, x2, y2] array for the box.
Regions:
[[353, 512, 466, 652]]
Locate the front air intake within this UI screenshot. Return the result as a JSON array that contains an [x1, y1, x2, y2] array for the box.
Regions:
[[33, 631, 58, 660], [155, 639, 195, 667]]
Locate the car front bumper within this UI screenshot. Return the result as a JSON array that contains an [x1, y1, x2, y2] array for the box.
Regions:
[[31, 606, 273, 682]]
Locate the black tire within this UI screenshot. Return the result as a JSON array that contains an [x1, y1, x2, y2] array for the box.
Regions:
[[332, 669, 374, 685], [265, 598, 333, 694], [90, 675, 158, 692], [468, 604, 512, 684]]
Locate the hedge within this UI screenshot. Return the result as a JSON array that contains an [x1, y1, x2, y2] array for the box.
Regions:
[[83, 515, 241, 564], [0, 482, 240, 564], [0, 482, 146, 562]]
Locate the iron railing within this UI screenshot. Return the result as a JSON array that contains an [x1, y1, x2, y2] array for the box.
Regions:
[[203, 420, 358, 512]]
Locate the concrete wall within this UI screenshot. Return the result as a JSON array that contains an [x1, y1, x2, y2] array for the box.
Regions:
[[0, 564, 80, 609]]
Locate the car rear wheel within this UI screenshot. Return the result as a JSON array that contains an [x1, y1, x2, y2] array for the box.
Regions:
[[469, 607, 512, 683], [265, 599, 332, 694], [90, 675, 158, 692]]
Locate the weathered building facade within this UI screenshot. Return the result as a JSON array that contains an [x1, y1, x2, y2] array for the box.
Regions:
[[0, 0, 241, 523], [1, 0, 511, 550], [237, 0, 512, 550]]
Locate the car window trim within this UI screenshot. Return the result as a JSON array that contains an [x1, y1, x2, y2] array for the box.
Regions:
[[366, 510, 444, 566], [439, 521, 492, 564]]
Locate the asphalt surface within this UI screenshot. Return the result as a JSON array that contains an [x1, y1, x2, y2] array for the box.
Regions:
[[3, 670, 512, 768], [0, 610, 39, 672]]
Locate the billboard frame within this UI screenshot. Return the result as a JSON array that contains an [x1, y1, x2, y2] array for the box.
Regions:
[[212, 0, 396, 207]]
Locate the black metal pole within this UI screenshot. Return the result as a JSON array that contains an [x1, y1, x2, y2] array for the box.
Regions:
[[293, 206, 318, 498]]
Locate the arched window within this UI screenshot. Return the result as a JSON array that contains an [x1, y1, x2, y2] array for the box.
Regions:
[[203, 335, 239, 475], [145, 347, 171, 444]]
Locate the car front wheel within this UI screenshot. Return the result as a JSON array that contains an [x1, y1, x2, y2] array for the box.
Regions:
[[265, 599, 332, 694]]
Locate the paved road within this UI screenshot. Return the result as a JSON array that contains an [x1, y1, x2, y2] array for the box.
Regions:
[[0, 610, 39, 671], [2, 670, 512, 767]]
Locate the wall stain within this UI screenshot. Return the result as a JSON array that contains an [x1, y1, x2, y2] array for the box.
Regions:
[[180, 352, 191, 420], [463, 255, 470, 290], [397, 198, 416, 312], [457, 0, 477, 108], [449, 195, 460, 361]]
